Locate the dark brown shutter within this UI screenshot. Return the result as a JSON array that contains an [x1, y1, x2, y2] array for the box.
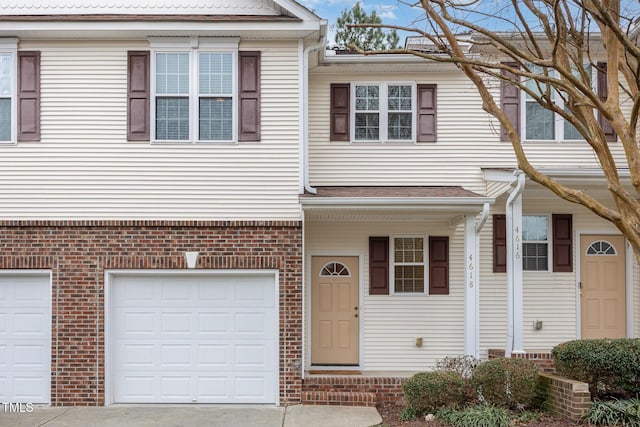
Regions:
[[330, 83, 350, 141], [500, 63, 520, 142], [429, 236, 449, 295], [369, 237, 389, 295], [417, 84, 437, 142], [597, 62, 617, 142], [493, 214, 507, 273], [552, 214, 573, 272], [238, 51, 261, 142], [17, 51, 40, 142], [127, 51, 150, 141]]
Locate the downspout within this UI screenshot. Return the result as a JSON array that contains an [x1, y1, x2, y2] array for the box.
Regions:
[[301, 34, 326, 195], [505, 171, 525, 357]]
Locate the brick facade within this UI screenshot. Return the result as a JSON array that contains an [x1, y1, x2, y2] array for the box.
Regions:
[[538, 373, 591, 422], [0, 220, 302, 406], [487, 349, 555, 373]]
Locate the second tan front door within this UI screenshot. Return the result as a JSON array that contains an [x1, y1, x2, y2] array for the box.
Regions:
[[580, 235, 626, 339], [311, 256, 359, 365]]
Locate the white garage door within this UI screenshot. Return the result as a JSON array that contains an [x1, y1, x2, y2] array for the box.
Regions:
[[110, 273, 277, 404], [0, 273, 51, 404]]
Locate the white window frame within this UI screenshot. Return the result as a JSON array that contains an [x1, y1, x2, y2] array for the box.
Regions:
[[522, 214, 552, 272], [521, 65, 595, 143], [390, 235, 427, 295], [351, 82, 416, 143], [149, 37, 238, 144], [0, 38, 18, 144]]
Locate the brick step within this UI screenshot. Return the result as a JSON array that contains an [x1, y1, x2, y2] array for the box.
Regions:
[[301, 391, 377, 407]]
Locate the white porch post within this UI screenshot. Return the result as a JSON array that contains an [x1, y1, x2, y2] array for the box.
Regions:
[[511, 185, 524, 354], [506, 172, 525, 356], [464, 214, 480, 358]]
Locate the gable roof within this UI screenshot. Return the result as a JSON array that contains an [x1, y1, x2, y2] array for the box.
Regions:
[[0, 0, 325, 39]]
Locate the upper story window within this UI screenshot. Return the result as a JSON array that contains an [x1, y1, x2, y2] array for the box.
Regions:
[[150, 37, 239, 143], [352, 83, 415, 142], [523, 65, 592, 142], [0, 52, 13, 142]]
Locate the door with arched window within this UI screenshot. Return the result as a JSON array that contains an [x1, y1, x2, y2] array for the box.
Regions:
[[311, 256, 359, 365], [580, 235, 626, 339]]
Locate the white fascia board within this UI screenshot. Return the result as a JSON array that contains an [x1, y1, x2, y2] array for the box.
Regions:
[[482, 168, 518, 183], [301, 197, 495, 212], [538, 168, 630, 179], [0, 20, 322, 38], [149, 36, 240, 49], [321, 52, 480, 64], [274, 0, 323, 22]]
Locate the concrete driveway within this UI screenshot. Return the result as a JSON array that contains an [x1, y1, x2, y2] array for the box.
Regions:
[[0, 404, 382, 427]]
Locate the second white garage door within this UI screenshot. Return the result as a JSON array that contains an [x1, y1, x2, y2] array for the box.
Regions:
[[109, 272, 277, 404]]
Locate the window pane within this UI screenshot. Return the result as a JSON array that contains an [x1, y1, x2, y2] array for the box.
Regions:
[[199, 97, 232, 141], [355, 113, 379, 140], [388, 85, 411, 111], [525, 102, 554, 140], [523, 215, 547, 241], [156, 97, 189, 140], [388, 113, 412, 140], [523, 243, 548, 271], [0, 54, 11, 97], [199, 53, 232, 95], [156, 53, 189, 95], [0, 98, 10, 141], [355, 85, 379, 111], [564, 118, 582, 140], [394, 266, 425, 293]]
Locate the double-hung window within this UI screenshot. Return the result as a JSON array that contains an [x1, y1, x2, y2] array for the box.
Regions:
[[523, 65, 592, 142], [353, 83, 414, 142], [151, 38, 237, 143], [392, 237, 425, 293], [522, 215, 549, 271], [0, 47, 15, 143]]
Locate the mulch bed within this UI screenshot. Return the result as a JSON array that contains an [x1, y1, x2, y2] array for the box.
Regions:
[[376, 402, 585, 426]]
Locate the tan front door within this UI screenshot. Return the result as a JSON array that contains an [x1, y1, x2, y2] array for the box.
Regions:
[[580, 235, 626, 339], [311, 256, 359, 365]]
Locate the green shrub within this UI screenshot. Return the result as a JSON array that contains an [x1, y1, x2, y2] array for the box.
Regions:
[[402, 370, 467, 414], [471, 358, 538, 409], [584, 399, 640, 426], [552, 339, 640, 399], [436, 405, 510, 427]]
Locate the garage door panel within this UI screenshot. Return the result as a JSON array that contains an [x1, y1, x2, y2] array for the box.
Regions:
[[0, 274, 51, 404], [111, 273, 277, 404]]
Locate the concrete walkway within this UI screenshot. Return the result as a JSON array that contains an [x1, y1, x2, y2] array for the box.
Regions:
[[0, 404, 382, 427]]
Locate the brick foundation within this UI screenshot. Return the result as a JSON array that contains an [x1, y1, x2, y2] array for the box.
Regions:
[[302, 375, 405, 406], [0, 220, 302, 406]]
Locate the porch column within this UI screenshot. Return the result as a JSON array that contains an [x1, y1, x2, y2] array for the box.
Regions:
[[464, 214, 480, 358], [506, 173, 525, 355]]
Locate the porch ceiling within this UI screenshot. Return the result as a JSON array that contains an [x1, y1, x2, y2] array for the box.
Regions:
[[301, 186, 494, 221]]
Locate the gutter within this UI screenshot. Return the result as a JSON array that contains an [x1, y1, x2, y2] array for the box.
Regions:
[[301, 197, 494, 207], [301, 25, 327, 195], [505, 171, 525, 357]]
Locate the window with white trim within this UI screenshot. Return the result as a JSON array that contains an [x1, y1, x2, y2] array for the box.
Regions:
[[0, 51, 14, 142], [353, 83, 414, 142], [392, 236, 425, 293], [523, 64, 592, 142], [522, 215, 549, 271], [151, 39, 236, 143]]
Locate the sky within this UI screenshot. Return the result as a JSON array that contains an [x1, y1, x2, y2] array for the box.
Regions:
[[298, 0, 424, 46]]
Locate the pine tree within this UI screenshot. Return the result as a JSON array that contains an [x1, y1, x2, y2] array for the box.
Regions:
[[334, 2, 399, 51]]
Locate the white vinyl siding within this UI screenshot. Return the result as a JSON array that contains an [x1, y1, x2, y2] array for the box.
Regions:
[[479, 195, 627, 357], [0, 40, 300, 220], [308, 70, 631, 191], [306, 220, 462, 371]]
